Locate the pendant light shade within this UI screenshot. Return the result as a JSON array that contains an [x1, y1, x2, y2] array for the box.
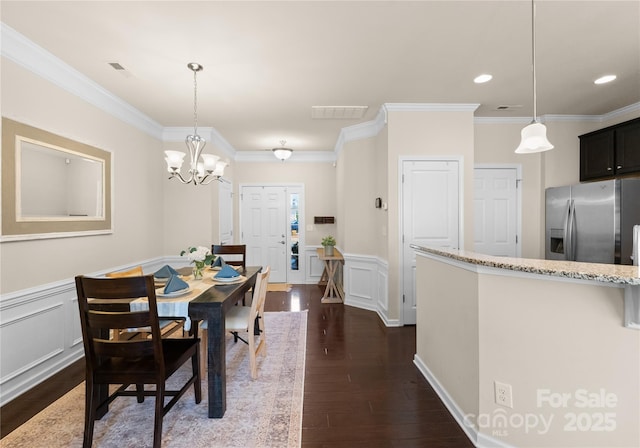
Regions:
[[515, 121, 554, 154], [272, 140, 293, 161], [515, 0, 553, 154]]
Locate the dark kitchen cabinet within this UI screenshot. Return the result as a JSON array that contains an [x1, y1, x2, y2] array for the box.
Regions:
[[615, 119, 640, 175], [580, 117, 640, 181]]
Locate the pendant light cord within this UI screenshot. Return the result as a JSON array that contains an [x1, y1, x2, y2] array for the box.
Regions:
[[531, 0, 537, 121], [193, 68, 199, 135]]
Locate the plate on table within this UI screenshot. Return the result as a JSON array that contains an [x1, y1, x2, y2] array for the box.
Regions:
[[154, 277, 169, 285], [212, 275, 242, 283], [156, 286, 190, 297], [208, 266, 222, 271]]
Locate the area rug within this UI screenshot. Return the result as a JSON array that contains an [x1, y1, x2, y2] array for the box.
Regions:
[[267, 283, 292, 292], [2, 311, 307, 448]]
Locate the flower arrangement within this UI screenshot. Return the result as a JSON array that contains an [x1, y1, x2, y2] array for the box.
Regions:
[[180, 246, 215, 279]]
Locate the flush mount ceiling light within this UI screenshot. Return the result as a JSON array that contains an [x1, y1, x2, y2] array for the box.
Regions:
[[474, 74, 493, 84], [515, 0, 554, 154], [272, 140, 293, 161], [594, 74, 617, 85], [164, 62, 226, 185]]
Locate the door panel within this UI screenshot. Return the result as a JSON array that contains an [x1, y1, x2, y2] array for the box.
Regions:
[[241, 186, 288, 283], [402, 160, 459, 325], [474, 168, 518, 257]]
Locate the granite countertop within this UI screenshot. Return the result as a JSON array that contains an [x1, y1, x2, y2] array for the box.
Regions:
[[410, 245, 640, 286]]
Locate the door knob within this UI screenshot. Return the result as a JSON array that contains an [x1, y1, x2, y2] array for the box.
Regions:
[[279, 241, 286, 244]]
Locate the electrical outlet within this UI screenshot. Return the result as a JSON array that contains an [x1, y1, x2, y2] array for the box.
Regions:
[[494, 381, 513, 408]]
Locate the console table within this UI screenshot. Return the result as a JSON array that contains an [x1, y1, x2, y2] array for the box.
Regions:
[[316, 247, 344, 303]]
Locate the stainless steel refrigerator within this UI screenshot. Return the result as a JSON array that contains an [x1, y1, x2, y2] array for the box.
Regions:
[[545, 178, 640, 265]]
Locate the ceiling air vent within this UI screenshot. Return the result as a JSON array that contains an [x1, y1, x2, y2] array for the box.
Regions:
[[108, 62, 126, 70], [311, 106, 369, 119]]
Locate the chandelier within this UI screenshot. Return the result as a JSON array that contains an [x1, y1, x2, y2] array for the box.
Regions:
[[515, 0, 553, 154], [272, 140, 293, 161], [165, 63, 227, 185]]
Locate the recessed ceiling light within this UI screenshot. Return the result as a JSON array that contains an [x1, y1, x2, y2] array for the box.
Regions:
[[474, 74, 493, 84], [594, 75, 617, 85]]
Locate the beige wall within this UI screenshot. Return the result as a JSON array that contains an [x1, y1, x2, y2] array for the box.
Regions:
[[1, 58, 165, 294], [374, 126, 389, 260], [232, 161, 337, 247], [338, 138, 377, 255], [416, 252, 640, 447], [417, 255, 480, 419], [161, 140, 228, 255], [386, 109, 475, 320]]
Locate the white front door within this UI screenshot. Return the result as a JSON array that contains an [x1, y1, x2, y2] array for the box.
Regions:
[[241, 186, 288, 283], [474, 167, 518, 257], [402, 160, 460, 325]]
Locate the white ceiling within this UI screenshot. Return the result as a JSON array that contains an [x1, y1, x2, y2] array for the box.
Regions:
[[1, 1, 639, 153]]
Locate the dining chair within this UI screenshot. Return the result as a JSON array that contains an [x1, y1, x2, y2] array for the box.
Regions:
[[199, 266, 270, 379], [212, 244, 249, 304], [75, 274, 201, 448], [105, 266, 185, 339], [212, 244, 246, 269]]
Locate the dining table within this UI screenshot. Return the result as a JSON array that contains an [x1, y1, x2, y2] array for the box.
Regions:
[[187, 265, 261, 418], [88, 265, 261, 419]]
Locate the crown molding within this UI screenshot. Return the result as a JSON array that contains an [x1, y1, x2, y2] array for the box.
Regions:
[[235, 150, 336, 163], [5, 22, 638, 163], [334, 106, 387, 155], [474, 102, 640, 125], [1, 22, 164, 140]]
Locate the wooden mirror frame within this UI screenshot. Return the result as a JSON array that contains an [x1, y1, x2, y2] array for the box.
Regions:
[[1, 117, 112, 241]]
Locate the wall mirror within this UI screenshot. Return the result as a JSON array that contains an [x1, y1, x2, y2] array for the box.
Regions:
[[2, 118, 112, 241]]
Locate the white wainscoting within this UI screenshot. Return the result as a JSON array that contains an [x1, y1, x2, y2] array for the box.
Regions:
[[0, 252, 394, 406], [304, 247, 395, 326], [0, 257, 188, 406]]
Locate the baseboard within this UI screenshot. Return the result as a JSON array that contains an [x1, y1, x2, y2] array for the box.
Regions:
[[413, 354, 518, 448]]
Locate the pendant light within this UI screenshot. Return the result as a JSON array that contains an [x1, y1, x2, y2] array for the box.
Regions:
[[272, 140, 293, 161], [515, 0, 553, 154], [164, 63, 227, 185]]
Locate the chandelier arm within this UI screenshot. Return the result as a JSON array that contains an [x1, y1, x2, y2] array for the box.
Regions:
[[199, 175, 221, 185], [169, 170, 193, 184]]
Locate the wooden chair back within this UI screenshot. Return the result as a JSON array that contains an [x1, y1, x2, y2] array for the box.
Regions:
[[212, 244, 246, 269], [76, 275, 164, 372], [75, 274, 201, 448], [224, 266, 270, 379]]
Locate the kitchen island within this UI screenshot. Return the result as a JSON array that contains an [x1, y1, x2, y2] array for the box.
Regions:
[[411, 245, 640, 448]]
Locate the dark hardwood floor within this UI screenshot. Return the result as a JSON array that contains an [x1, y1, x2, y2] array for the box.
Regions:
[[2, 284, 473, 447]]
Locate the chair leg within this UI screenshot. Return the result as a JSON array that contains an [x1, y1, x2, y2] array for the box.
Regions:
[[153, 385, 164, 448], [136, 384, 145, 403], [248, 331, 257, 380], [192, 348, 202, 403], [83, 378, 96, 448]]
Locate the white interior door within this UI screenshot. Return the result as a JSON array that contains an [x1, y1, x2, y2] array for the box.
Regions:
[[241, 186, 288, 283], [402, 160, 460, 325], [474, 167, 518, 257], [218, 180, 233, 244]]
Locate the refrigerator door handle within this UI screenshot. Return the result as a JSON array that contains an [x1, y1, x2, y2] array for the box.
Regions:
[[568, 200, 577, 261], [563, 199, 572, 260]]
